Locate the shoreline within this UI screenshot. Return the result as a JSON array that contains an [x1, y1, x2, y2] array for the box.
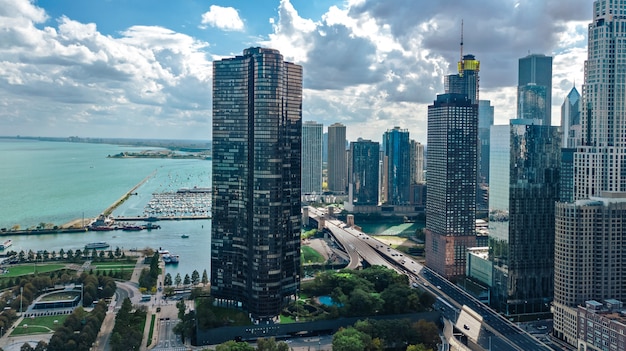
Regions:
[[1, 171, 158, 235]]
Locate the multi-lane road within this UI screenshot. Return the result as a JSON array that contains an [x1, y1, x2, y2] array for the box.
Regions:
[[307, 207, 554, 351]]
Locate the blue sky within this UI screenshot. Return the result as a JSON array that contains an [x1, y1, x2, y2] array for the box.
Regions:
[[0, 0, 591, 142]]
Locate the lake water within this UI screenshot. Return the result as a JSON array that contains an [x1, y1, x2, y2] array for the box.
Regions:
[[0, 138, 211, 278]]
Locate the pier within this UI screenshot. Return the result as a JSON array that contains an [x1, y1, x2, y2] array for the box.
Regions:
[[102, 170, 156, 216]]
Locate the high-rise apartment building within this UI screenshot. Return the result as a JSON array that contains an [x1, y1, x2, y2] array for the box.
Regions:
[[425, 93, 477, 279], [477, 100, 494, 210], [553, 1, 626, 346], [327, 123, 347, 193], [211, 48, 302, 321], [488, 119, 561, 318], [348, 138, 380, 205], [410, 139, 425, 185], [302, 121, 323, 196], [517, 54, 553, 126], [382, 127, 411, 205]]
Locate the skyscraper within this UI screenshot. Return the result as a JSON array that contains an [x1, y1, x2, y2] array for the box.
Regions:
[[383, 127, 411, 205], [302, 121, 323, 196], [488, 119, 561, 318], [517, 54, 553, 125], [425, 93, 477, 279], [211, 48, 302, 321], [327, 123, 347, 193], [445, 54, 480, 104], [477, 100, 494, 210], [560, 86, 581, 148], [349, 138, 380, 205], [410, 139, 425, 185], [553, 1, 626, 345]]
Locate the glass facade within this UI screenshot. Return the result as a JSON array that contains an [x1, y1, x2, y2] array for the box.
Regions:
[[211, 47, 302, 321], [383, 127, 410, 205], [425, 93, 477, 279], [489, 120, 561, 317], [517, 54, 553, 126], [349, 139, 380, 205]]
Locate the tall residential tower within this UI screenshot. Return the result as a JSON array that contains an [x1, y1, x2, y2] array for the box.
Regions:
[[327, 123, 347, 193], [553, 1, 626, 346], [302, 121, 323, 196], [211, 48, 302, 321]]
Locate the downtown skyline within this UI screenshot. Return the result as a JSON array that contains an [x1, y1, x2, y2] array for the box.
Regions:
[[0, 0, 591, 143]]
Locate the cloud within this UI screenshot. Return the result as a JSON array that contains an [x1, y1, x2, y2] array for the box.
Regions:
[[200, 5, 245, 32], [0, 0, 213, 139]]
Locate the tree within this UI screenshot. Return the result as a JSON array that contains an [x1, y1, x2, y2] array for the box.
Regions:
[[406, 344, 431, 351], [332, 327, 371, 351], [164, 273, 172, 286], [20, 342, 33, 351], [183, 274, 191, 286], [201, 269, 209, 285], [34, 340, 48, 351], [115, 247, 121, 258], [215, 341, 255, 351], [175, 273, 182, 287], [191, 270, 200, 285], [411, 320, 439, 350]]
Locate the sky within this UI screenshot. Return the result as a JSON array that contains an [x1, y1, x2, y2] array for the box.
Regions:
[[0, 0, 591, 143]]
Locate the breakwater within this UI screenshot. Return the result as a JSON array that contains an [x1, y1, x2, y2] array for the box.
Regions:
[[102, 170, 156, 216]]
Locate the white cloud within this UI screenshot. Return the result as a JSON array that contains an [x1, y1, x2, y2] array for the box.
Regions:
[[200, 5, 244, 32]]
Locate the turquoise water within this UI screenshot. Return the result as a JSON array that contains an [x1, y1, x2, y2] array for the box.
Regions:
[[0, 138, 211, 277], [318, 295, 342, 306]]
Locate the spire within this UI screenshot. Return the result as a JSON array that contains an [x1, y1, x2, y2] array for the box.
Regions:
[[460, 19, 464, 69]]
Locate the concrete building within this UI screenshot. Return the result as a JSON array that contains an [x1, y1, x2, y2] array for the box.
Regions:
[[425, 93, 477, 279], [327, 123, 347, 193], [554, 1, 626, 345], [302, 121, 323, 197], [210, 48, 302, 321], [348, 138, 379, 206]]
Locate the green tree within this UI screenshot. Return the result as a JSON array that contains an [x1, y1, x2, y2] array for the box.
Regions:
[[183, 274, 191, 286], [191, 270, 200, 285], [201, 269, 209, 285], [215, 341, 255, 351], [406, 344, 431, 351], [332, 327, 371, 351], [164, 273, 172, 286], [114, 247, 121, 257], [175, 273, 182, 287], [20, 342, 33, 351]]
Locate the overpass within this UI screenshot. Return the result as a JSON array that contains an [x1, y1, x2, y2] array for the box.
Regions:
[[305, 206, 551, 351]]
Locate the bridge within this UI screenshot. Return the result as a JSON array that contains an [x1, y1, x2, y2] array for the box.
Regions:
[[305, 206, 551, 351]]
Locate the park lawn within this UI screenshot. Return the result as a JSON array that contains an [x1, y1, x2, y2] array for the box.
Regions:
[[11, 315, 68, 336], [90, 260, 137, 266], [1, 264, 66, 277], [301, 246, 325, 264]]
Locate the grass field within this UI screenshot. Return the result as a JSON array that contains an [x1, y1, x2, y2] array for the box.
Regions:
[[11, 315, 68, 336], [0, 264, 66, 277], [301, 246, 325, 264]]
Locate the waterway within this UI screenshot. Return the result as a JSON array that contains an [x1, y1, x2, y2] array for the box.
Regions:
[[0, 138, 211, 278]]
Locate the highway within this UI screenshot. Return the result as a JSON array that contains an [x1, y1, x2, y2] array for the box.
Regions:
[[307, 207, 552, 351]]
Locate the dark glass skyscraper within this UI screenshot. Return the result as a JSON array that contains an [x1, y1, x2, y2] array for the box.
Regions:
[[211, 47, 302, 321], [489, 119, 561, 317], [382, 127, 410, 205], [425, 93, 477, 279], [349, 139, 379, 205], [517, 54, 553, 125]]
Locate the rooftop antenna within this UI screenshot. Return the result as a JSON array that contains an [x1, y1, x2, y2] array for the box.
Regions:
[[460, 19, 464, 63]]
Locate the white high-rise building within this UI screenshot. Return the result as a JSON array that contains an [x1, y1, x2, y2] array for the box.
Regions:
[[553, 1, 626, 347], [302, 121, 323, 196]]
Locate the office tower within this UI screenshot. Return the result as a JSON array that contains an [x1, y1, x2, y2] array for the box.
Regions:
[[382, 127, 411, 205], [560, 86, 581, 148], [327, 123, 347, 193], [302, 121, 323, 196], [425, 94, 477, 279], [559, 87, 581, 203], [410, 140, 425, 184], [517, 54, 553, 125], [488, 119, 561, 317], [349, 138, 380, 205], [553, 1, 626, 346], [445, 54, 480, 104], [477, 100, 494, 210], [211, 48, 302, 321]]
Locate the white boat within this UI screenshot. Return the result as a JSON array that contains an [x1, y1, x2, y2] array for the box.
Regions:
[[0, 239, 12, 250]]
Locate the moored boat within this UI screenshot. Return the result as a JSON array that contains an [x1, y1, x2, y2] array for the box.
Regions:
[[181, 234, 189, 238], [0, 239, 12, 250], [85, 242, 110, 249]]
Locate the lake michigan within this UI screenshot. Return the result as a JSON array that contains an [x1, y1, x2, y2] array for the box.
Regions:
[[0, 138, 211, 278]]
